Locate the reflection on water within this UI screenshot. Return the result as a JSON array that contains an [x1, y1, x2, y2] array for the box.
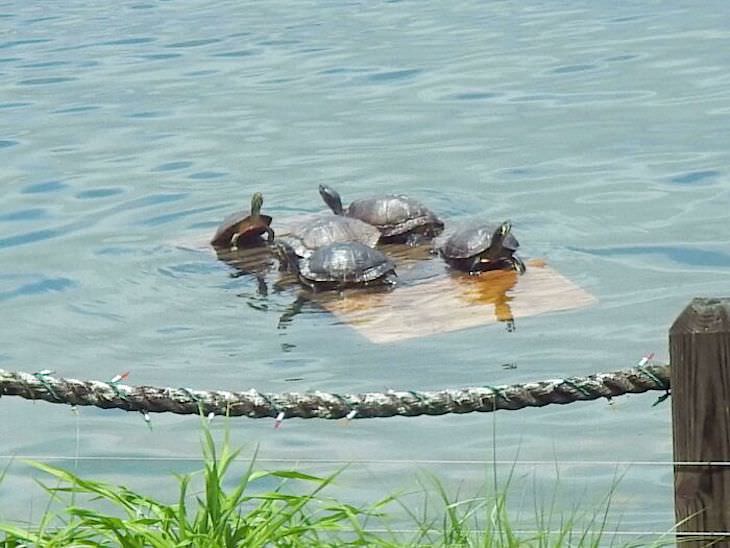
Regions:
[[214, 244, 275, 296], [215, 238, 434, 329], [213, 229, 572, 338], [453, 268, 520, 330]]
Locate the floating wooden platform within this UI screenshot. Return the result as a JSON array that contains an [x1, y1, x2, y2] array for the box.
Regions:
[[318, 260, 595, 343], [177, 216, 597, 344]]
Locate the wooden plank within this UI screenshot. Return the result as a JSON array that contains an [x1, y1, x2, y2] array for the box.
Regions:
[[320, 260, 596, 343]]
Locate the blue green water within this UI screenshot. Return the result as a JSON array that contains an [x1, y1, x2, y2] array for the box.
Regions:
[[2, 0, 730, 537]]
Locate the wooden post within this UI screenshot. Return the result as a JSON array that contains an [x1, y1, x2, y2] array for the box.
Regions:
[[670, 298, 730, 545]]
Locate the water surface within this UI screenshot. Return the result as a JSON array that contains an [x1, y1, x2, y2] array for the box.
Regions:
[[2, 0, 729, 537]]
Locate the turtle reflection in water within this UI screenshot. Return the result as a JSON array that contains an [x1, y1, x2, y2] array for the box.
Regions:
[[210, 192, 274, 249], [457, 268, 520, 332], [215, 243, 274, 297], [438, 221, 526, 274]]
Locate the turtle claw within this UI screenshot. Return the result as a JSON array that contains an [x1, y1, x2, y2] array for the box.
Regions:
[[405, 233, 421, 247], [383, 272, 398, 286], [512, 256, 526, 274]]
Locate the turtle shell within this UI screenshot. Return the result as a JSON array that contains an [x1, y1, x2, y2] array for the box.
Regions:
[[287, 215, 380, 257], [299, 242, 396, 285], [210, 210, 273, 247], [440, 223, 507, 260], [439, 221, 522, 273], [346, 195, 444, 238]]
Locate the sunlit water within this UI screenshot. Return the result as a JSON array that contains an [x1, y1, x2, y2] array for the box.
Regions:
[[2, 0, 730, 537]]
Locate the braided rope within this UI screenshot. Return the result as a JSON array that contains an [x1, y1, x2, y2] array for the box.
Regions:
[[0, 365, 669, 420]]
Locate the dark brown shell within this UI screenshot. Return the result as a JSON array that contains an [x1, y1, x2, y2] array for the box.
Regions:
[[300, 242, 395, 284], [287, 215, 380, 257], [440, 223, 519, 259], [210, 211, 273, 247], [346, 195, 444, 238]]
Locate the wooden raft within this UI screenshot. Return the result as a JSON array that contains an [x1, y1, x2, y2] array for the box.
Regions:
[[316, 258, 595, 343]]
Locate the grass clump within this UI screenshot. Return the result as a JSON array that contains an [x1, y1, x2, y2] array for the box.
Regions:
[[0, 426, 391, 547], [0, 424, 677, 547]]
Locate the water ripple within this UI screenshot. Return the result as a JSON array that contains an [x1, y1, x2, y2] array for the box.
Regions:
[[165, 38, 221, 48], [448, 91, 501, 101], [21, 180, 69, 194], [99, 37, 156, 46], [0, 229, 62, 249], [0, 102, 31, 109], [152, 161, 193, 172], [142, 205, 220, 226], [75, 188, 125, 200], [573, 245, 730, 268], [113, 193, 187, 211], [189, 171, 226, 180], [0, 39, 52, 49], [139, 53, 181, 60], [0, 208, 48, 222], [366, 68, 422, 83], [669, 169, 720, 185], [53, 105, 100, 114], [0, 277, 76, 302], [126, 111, 170, 119], [550, 63, 597, 74], [212, 49, 257, 58], [18, 60, 70, 69], [18, 76, 77, 85]]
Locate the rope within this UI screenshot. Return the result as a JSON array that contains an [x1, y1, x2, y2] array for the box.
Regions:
[[0, 364, 670, 420]]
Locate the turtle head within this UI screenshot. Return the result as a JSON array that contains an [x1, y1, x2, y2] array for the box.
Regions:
[[250, 192, 264, 216], [480, 221, 519, 267], [318, 184, 344, 215], [493, 221, 520, 251], [488, 221, 509, 249], [274, 240, 301, 275], [489, 221, 524, 272]]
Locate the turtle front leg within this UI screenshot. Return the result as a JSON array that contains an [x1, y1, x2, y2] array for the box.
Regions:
[[405, 233, 422, 247], [512, 256, 526, 274], [230, 232, 242, 250], [468, 255, 484, 274], [265, 226, 275, 242], [383, 272, 398, 286]]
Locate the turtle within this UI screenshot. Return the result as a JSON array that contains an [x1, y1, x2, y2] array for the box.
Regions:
[[438, 221, 526, 274], [276, 240, 397, 290], [284, 215, 380, 260], [210, 192, 274, 249], [318, 184, 444, 244]]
